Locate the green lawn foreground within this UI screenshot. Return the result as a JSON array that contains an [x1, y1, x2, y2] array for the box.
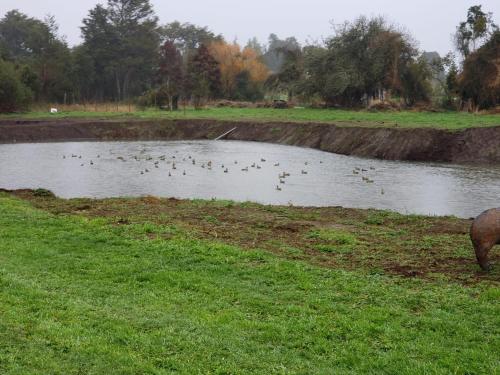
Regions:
[[3, 107, 500, 130], [0, 194, 499, 374]]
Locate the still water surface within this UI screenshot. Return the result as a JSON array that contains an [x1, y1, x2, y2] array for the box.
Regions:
[[0, 140, 498, 218]]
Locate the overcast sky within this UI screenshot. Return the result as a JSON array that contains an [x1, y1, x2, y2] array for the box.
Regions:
[[1, 0, 499, 55]]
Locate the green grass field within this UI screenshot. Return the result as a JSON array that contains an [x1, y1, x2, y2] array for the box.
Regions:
[[0, 192, 498, 374], [2, 107, 500, 130]]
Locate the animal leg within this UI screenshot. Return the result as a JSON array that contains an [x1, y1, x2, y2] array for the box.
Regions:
[[474, 243, 491, 271]]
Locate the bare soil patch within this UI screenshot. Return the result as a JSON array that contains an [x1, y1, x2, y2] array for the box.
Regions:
[[7, 189, 499, 286]]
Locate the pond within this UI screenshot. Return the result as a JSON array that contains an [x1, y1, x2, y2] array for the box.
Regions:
[[0, 140, 499, 218]]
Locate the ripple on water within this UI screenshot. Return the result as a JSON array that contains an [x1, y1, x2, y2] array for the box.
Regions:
[[0, 140, 499, 218]]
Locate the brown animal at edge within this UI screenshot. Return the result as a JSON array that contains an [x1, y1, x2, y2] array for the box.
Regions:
[[470, 208, 500, 271]]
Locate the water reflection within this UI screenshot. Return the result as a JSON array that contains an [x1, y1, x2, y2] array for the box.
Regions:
[[0, 140, 498, 218]]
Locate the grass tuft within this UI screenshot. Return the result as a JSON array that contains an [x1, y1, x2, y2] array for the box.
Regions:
[[307, 228, 358, 253]]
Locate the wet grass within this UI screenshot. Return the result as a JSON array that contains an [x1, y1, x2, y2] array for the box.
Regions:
[[307, 229, 358, 254], [0, 192, 499, 374], [14, 191, 498, 285], [2, 107, 500, 130]]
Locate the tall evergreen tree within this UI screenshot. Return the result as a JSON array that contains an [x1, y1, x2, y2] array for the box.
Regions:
[[81, 0, 159, 101]]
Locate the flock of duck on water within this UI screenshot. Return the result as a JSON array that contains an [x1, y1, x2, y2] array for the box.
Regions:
[[62, 149, 382, 193]]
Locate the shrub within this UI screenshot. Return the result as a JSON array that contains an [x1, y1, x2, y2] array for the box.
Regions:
[[136, 88, 180, 110], [32, 188, 55, 198], [0, 59, 32, 113], [458, 31, 500, 110]]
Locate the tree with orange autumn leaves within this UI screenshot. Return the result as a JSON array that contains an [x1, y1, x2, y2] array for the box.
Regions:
[[208, 41, 269, 99]]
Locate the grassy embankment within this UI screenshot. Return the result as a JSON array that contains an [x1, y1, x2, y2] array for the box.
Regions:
[[0, 191, 498, 374], [2, 105, 500, 130]]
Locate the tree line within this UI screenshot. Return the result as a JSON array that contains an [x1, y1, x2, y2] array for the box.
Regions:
[[0, 0, 498, 113]]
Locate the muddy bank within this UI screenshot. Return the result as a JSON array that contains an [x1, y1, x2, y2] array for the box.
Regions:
[[1, 118, 499, 164], [5, 189, 499, 285]]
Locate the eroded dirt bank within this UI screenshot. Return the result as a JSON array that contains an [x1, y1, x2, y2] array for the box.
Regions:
[[1, 118, 499, 164]]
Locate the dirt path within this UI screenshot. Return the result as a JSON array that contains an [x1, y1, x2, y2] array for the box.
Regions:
[[1, 118, 500, 164]]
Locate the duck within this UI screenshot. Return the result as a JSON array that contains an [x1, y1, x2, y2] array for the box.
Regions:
[[257, 165, 262, 169], [90, 160, 94, 165], [168, 172, 171, 177], [301, 170, 308, 175], [280, 179, 285, 184], [261, 158, 266, 162], [251, 163, 256, 168], [183, 170, 186, 176], [224, 168, 229, 173], [241, 167, 249, 172], [276, 185, 282, 191], [274, 163, 280, 167], [145, 168, 149, 173], [192, 159, 196, 165]]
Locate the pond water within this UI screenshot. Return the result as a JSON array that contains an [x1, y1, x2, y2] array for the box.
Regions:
[[0, 140, 499, 218]]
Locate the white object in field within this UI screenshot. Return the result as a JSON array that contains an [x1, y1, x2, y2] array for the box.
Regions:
[[50, 108, 58, 113]]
